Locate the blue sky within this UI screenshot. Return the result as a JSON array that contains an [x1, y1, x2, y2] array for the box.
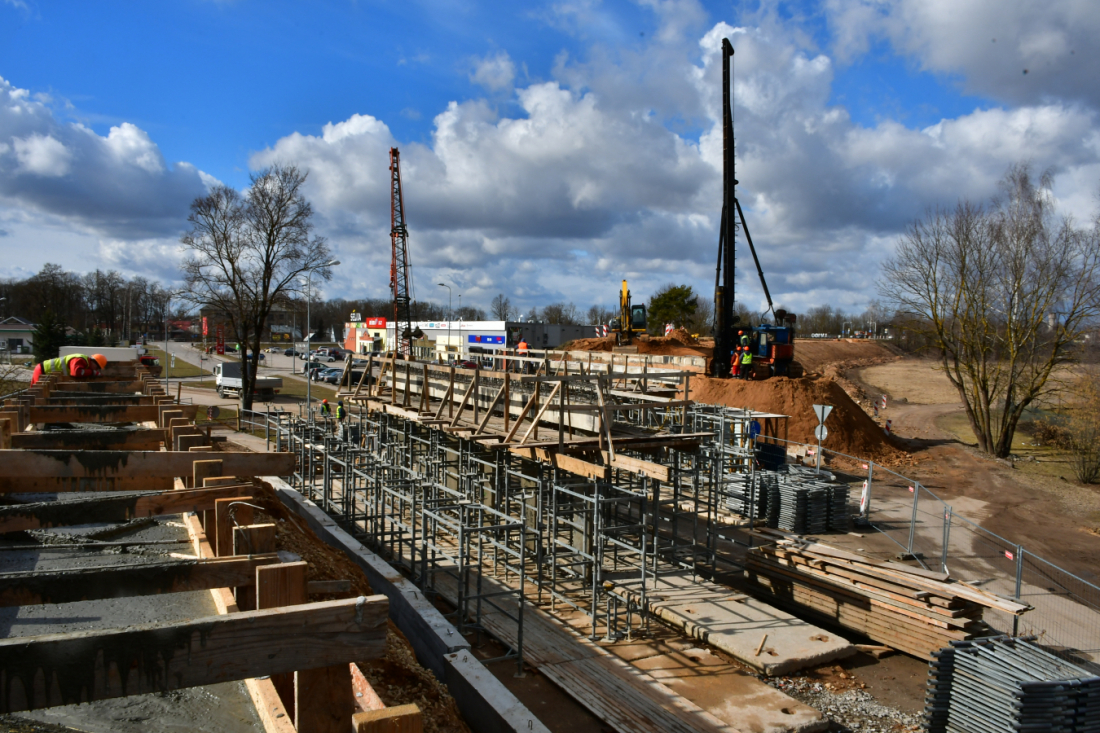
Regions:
[[1, 0, 1098, 314]]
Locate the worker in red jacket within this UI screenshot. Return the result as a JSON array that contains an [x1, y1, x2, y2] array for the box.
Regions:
[[32, 353, 107, 385]]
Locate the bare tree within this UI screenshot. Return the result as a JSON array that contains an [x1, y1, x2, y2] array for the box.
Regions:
[[882, 165, 1100, 457], [491, 294, 516, 321], [180, 165, 333, 411]]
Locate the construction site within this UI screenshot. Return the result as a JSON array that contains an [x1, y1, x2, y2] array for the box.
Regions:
[[2, 36, 1100, 733]]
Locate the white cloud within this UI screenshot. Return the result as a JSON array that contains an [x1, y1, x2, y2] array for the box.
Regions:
[[469, 52, 516, 92], [12, 134, 71, 176], [252, 15, 1100, 314], [0, 75, 210, 240], [824, 0, 1100, 108]]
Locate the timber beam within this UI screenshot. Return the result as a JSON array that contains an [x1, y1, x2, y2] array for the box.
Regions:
[[0, 595, 388, 713], [0, 450, 294, 479], [0, 554, 282, 607], [11, 429, 167, 451], [28, 404, 199, 424], [0, 485, 256, 533]]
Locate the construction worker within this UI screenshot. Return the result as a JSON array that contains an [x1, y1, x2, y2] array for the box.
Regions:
[[516, 337, 529, 373], [738, 330, 750, 348], [320, 398, 332, 418], [31, 353, 106, 385], [336, 400, 347, 422], [731, 346, 741, 379], [739, 347, 753, 380]]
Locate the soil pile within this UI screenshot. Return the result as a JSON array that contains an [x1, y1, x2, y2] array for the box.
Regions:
[[690, 374, 907, 463], [793, 339, 898, 374], [563, 334, 712, 358]]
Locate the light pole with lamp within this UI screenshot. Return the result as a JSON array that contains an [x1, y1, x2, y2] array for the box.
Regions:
[[438, 283, 452, 362], [304, 260, 341, 428]]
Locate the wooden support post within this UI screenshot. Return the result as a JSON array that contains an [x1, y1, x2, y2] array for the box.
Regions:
[[0, 418, 10, 450], [418, 363, 429, 414], [0, 596, 388, 713], [234, 523, 276, 555], [177, 433, 207, 452], [214, 497, 254, 557], [233, 523, 277, 610], [160, 408, 183, 428], [257, 562, 308, 720], [503, 372, 510, 432], [194, 459, 225, 523]]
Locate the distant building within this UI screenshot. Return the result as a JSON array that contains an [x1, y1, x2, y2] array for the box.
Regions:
[[0, 317, 35, 354], [344, 318, 597, 360], [198, 305, 299, 342]]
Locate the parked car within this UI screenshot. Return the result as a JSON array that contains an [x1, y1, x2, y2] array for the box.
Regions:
[[312, 367, 342, 382], [458, 360, 479, 370], [283, 348, 297, 356], [303, 362, 327, 379], [324, 369, 372, 386]]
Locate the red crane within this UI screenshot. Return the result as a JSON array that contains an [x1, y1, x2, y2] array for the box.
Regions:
[[389, 147, 416, 356]]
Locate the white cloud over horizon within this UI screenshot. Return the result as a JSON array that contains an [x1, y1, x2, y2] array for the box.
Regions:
[[3, 0, 1100, 317]]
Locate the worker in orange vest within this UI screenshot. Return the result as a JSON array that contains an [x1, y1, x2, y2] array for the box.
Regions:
[[516, 337, 529, 373], [32, 353, 106, 385], [731, 346, 741, 379]]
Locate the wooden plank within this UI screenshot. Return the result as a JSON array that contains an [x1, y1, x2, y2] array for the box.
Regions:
[[349, 661, 385, 712], [215, 497, 254, 557], [10, 429, 166, 451], [234, 523, 277, 555], [353, 705, 423, 733], [600, 451, 670, 483], [0, 418, 11, 450], [0, 555, 281, 607], [28, 404, 199, 424], [258, 562, 308, 721], [0, 595, 388, 713], [0, 476, 174, 494], [34, 381, 144, 394], [296, 664, 354, 733], [0, 450, 294, 479], [308, 580, 352, 595], [0, 484, 255, 530]]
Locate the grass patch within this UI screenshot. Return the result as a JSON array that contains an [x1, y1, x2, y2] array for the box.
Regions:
[[148, 347, 212, 379]]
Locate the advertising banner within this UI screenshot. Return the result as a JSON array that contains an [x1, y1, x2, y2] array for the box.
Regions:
[[366, 317, 387, 328]]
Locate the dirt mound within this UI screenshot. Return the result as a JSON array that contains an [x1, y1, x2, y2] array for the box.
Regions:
[[793, 339, 898, 374], [690, 374, 907, 463], [564, 334, 712, 358], [667, 327, 697, 346]]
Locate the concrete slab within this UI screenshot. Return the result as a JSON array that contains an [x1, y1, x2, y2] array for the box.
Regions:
[[630, 650, 826, 733], [613, 570, 856, 676]]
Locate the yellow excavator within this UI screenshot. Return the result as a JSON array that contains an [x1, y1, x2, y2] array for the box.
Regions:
[[609, 279, 648, 347]]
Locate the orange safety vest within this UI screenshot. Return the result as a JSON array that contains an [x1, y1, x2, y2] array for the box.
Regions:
[[517, 340, 528, 354]]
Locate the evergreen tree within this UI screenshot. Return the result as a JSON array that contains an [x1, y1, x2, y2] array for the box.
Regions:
[[32, 310, 67, 361]]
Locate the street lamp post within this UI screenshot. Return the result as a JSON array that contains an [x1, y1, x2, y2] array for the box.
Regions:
[[438, 283, 451, 362], [305, 259, 341, 429], [457, 294, 463, 361]]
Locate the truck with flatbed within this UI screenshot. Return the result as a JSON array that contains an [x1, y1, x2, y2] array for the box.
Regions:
[[212, 360, 283, 401]]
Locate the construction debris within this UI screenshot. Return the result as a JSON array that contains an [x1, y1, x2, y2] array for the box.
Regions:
[[743, 537, 1031, 659]]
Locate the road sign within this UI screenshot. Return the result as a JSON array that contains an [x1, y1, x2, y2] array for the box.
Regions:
[[814, 425, 828, 441], [812, 404, 833, 424]]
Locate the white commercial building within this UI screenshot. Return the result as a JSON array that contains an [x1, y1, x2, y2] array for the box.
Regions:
[[344, 318, 597, 360]]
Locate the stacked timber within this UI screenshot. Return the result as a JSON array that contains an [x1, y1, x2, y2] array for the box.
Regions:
[[743, 539, 1030, 659]]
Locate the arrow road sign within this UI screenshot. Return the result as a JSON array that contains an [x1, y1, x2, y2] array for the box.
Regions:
[[814, 425, 828, 441], [812, 404, 833, 424]]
